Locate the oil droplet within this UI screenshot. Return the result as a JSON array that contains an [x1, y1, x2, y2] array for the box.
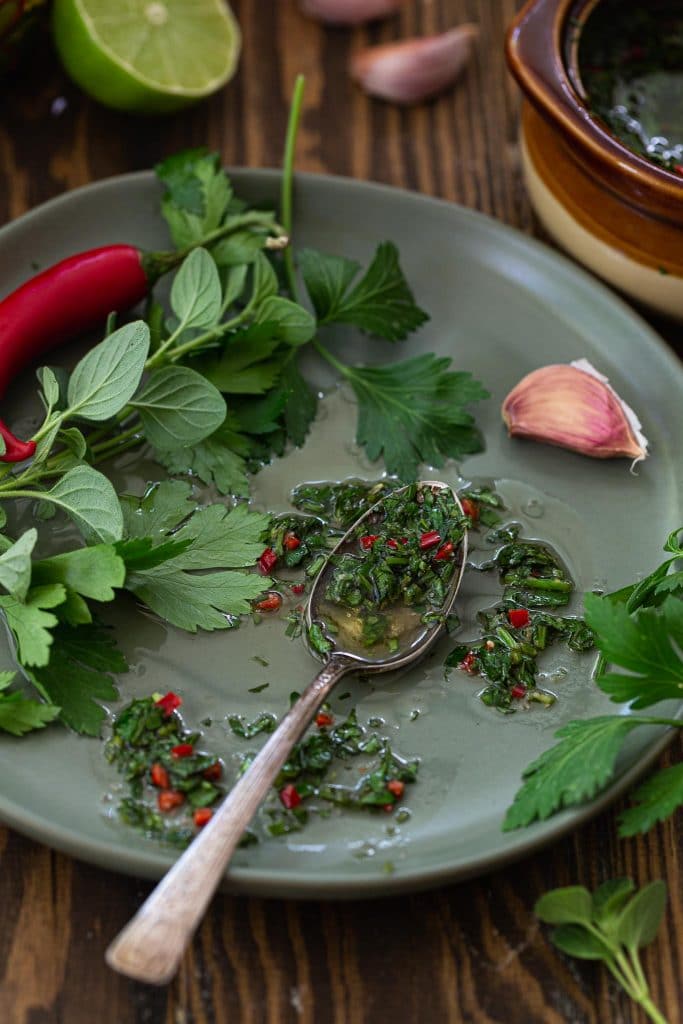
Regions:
[[524, 497, 545, 519]]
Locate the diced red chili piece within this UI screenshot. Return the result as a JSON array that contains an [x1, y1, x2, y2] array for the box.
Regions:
[[675, 164, 683, 177], [284, 533, 301, 551], [459, 652, 478, 674], [171, 743, 194, 759], [507, 608, 531, 628], [460, 498, 479, 521], [258, 547, 278, 575], [387, 779, 405, 798], [203, 761, 223, 781], [291, 583, 305, 595], [193, 808, 214, 828], [279, 783, 302, 810], [383, 803, 395, 813], [150, 762, 170, 789], [157, 790, 185, 812], [155, 691, 182, 717], [419, 530, 441, 550], [434, 541, 454, 561], [254, 593, 282, 612], [316, 712, 334, 728], [386, 538, 399, 549], [511, 684, 527, 700], [360, 534, 380, 550]]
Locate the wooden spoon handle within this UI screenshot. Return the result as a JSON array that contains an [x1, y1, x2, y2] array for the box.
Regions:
[[105, 654, 352, 985]]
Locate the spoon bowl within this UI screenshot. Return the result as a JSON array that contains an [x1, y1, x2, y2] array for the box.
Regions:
[[106, 480, 468, 985]]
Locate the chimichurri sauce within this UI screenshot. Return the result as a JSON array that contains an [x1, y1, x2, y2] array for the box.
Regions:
[[578, 1, 683, 174]]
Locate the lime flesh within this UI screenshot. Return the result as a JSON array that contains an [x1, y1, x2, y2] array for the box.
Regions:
[[52, 0, 241, 113]]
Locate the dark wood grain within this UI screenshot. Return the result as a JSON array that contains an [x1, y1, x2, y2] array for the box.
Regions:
[[0, 2, 681, 1022]]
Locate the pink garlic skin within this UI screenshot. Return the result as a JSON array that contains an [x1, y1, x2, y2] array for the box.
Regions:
[[350, 24, 479, 105], [299, 0, 405, 25], [501, 363, 648, 461]]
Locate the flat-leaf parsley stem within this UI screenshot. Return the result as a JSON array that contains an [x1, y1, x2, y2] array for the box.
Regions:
[[281, 75, 306, 301]]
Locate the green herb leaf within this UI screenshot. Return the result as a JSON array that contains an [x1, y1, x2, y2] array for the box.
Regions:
[[342, 354, 488, 479], [0, 584, 66, 667], [549, 923, 614, 961], [66, 321, 150, 421], [0, 672, 59, 737], [503, 716, 644, 830], [115, 536, 192, 572], [31, 544, 126, 603], [280, 358, 318, 447], [585, 594, 683, 708], [196, 322, 282, 394], [255, 296, 316, 347], [120, 480, 194, 538], [38, 366, 60, 409], [250, 251, 279, 307], [131, 366, 227, 448], [27, 623, 127, 736], [166, 502, 270, 570], [156, 149, 232, 247], [44, 465, 124, 544], [592, 878, 636, 923], [534, 886, 593, 926], [300, 243, 429, 341], [618, 763, 683, 836], [170, 248, 222, 332], [615, 880, 667, 949], [0, 528, 37, 601], [126, 567, 267, 632], [155, 425, 249, 497]]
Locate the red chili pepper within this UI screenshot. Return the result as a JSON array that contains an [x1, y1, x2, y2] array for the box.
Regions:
[[254, 592, 282, 612], [203, 761, 223, 781], [434, 541, 454, 561], [291, 583, 305, 596], [675, 164, 683, 177], [460, 498, 479, 521], [386, 538, 399, 549], [507, 608, 531, 628], [279, 783, 302, 810], [316, 712, 334, 728], [171, 743, 194, 759], [193, 807, 214, 828], [283, 533, 301, 551], [387, 779, 405, 798], [360, 534, 380, 550], [419, 530, 441, 550], [157, 790, 185, 812], [258, 547, 278, 574], [511, 684, 527, 700], [459, 652, 477, 674], [150, 762, 170, 789], [155, 691, 182, 717]]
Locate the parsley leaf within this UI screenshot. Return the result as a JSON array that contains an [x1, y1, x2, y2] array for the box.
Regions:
[[0, 671, 59, 737], [196, 322, 283, 394], [300, 243, 429, 341], [155, 425, 250, 497], [156, 150, 233, 248], [341, 354, 488, 479], [585, 594, 683, 708], [31, 544, 126, 603], [618, 763, 683, 836], [0, 584, 66, 668], [27, 623, 127, 736], [503, 717, 644, 830], [120, 483, 270, 632], [279, 358, 318, 446]]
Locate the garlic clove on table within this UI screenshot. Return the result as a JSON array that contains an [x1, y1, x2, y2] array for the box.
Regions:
[[299, 0, 405, 25]]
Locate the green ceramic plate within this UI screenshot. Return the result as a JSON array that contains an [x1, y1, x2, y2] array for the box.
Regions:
[[0, 171, 681, 899]]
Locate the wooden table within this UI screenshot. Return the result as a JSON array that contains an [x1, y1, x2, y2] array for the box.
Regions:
[[1, 2, 681, 1021]]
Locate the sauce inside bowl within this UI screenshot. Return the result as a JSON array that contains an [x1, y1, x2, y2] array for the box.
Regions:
[[577, 0, 683, 175]]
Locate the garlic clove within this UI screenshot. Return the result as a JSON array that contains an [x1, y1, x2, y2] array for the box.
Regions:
[[501, 359, 649, 464], [350, 24, 479, 105], [299, 0, 405, 25]]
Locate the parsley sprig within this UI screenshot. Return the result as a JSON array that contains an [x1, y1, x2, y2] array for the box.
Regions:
[[505, 528, 683, 835]]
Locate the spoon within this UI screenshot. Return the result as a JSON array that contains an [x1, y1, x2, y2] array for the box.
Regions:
[[106, 480, 467, 984]]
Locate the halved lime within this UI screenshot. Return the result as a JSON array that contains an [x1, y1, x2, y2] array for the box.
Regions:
[[52, 0, 241, 114]]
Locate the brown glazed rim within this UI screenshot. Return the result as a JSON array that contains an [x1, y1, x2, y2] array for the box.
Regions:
[[505, 0, 683, 219]]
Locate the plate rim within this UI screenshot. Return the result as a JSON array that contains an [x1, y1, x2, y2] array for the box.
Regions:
[[0, 167, 681, 898]]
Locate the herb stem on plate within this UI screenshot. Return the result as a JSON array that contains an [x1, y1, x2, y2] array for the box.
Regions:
[[281, 74, 306, 301]]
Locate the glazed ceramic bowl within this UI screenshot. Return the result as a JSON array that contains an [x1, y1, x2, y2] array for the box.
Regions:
[[506, 0, 683, 320]]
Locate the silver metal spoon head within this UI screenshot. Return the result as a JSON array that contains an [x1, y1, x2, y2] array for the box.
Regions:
[[304, 480, 468, 674]]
